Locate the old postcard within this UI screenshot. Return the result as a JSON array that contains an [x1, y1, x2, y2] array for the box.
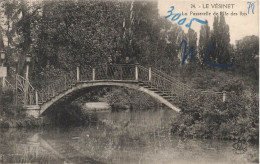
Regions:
[[0, 0, 259, 163]]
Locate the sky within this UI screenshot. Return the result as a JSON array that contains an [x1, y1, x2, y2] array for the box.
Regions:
[[157, 0, 259, 44]]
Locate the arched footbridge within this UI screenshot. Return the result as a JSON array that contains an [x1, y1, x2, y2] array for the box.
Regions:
[[15, 64, 229, 117]]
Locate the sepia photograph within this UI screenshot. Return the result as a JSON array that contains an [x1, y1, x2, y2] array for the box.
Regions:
[[0, 0, 259, 163]]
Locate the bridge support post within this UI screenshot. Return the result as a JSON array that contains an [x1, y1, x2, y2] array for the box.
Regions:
[[23, 65, 30, 105], [105, 64, 108, 79], [135, 65, 138, 81], [148, 67, 152, 81], [35, 91, 38, 105], [2, 77, 5, 88], [25, 65, 29, 80], [77, 66, 80, 82], [222, 91, 226, 102], [15, 74, 18, 106], [64, 75, 67, 90], [92, 68, 95, 81]]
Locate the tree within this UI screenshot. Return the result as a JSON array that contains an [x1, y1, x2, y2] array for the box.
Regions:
[[235, 35, 259, 79], [210, 15, 231, 65], [209, 16, 219, 63], [160, 22, 184, 71], [187, 28, 197, 62], [198, 23, 210, 65], [0, 0, 20, 74], [178, 28, 197, 66], [0, 1, 186, 86], [0, 0, 42, 77], [217, 15, 231, 64]]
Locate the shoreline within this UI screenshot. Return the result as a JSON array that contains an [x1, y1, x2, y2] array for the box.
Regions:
[[0, 113, 258, 147]]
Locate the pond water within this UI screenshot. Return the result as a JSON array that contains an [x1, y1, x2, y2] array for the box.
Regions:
[[0, 109, 258, 164]]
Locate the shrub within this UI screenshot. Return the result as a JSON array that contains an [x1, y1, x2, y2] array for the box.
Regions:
[[171, 79, 258, 145]]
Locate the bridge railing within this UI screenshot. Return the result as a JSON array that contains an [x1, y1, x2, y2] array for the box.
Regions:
[[0, 78, 15, 91], [37, 72, 77, 104], [151, 67, 232, 102], [80, 64, 136, 81], [150, 69, 185, 104], [16, 74, 38, 106], [136, 65, 188, 106], [139, 65, 230, 108], [138, 65, 149, 82], [95, 64, 136, 81], [80, 66, 92, 81], [151, 67, 191, 89], [19, 64, 234, 110]]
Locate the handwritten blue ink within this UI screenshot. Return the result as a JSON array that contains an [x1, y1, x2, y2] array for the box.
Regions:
[[171, 13, 181, 21], [185, 18, 208, 28], [179, 40, 235, 68], [166, 6, 207, 28], [165, 6, 175, 19], [178, 18, 187, 25], [179, 40, 195, 65], [204, 43, 235, 68], [247, 2, 255, 14]]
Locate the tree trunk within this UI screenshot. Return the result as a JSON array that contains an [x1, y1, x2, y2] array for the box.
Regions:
[[19, 0, 31, 76]]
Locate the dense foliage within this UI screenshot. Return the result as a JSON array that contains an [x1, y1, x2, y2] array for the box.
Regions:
[[1, 1, 257, 80], [171, 69, 259, 144]]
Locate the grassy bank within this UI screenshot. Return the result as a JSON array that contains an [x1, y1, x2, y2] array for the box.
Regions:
[[0, 90, 45, 128], [0, 117, 43, 128], [170, 68, 259, 145]]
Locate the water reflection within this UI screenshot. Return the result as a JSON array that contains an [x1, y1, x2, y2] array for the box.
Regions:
[[0, 109, 258, 164]]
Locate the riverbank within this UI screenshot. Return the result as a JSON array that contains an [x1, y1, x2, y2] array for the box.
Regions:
[[170, 68, 259, 145], [0, 116, 43, 128], [0, 89, 43, 128]]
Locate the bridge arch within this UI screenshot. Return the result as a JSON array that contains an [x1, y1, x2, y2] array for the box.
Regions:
[[18, 64, 228, 118], [39, 81, 181, 115]]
